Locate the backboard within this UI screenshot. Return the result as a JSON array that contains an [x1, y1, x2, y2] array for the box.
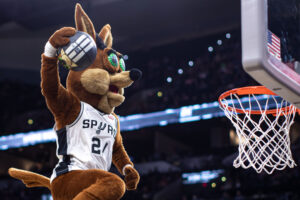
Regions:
[[241, 0, 300, 108]]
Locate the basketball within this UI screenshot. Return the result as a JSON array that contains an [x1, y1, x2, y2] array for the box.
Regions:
[[58, 31, 97, 71]]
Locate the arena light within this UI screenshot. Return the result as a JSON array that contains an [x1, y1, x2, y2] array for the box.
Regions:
[[221, 176, 227, 182], [41, 194, 52, 200], [188, 60, 194, 67], [0, 129, 55, 150], [27, 118, 34, 125], [226, 33, 231, 39], [182, 169, 224, 184], [123, 55, 129, 60], [208, 46, 213, 52], [157, 91, 163, 97], [0, 95, 276, 150], [178, 68, 183, 74], [166, 77, 172, 83]]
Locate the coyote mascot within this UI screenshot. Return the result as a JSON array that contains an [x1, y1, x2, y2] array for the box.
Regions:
[[9, 4, 140, 200]]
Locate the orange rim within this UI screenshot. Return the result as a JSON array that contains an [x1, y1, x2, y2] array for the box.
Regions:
[[218, 86, 296, 115]]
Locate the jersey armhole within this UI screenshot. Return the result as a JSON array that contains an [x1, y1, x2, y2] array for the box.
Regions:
[[68, 102, 84, 128], [55, 102, 84, 132]]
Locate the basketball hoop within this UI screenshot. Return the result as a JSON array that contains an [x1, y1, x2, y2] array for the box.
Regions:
[[219, 86, 297, 174]]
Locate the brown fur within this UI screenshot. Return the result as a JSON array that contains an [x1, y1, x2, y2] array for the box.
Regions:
[[51, 170, 125, 200], [9, 168, 50, 189], [41, 53, 81, 129], [81, 69, 110, 95], [99, 24, 113, 48], [9, 3, 140, 200], [75, 4, 96, 40]]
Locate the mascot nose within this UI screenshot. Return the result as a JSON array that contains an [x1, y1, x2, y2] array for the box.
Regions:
[[129, 68, 142, 81]]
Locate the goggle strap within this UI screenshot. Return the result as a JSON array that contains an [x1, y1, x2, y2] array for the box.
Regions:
[[96, 34, 106, 50]]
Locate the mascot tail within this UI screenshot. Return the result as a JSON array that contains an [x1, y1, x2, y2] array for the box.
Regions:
[[8, 168, 51, 190]]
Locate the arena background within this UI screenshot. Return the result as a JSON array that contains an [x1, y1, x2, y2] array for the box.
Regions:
[[0, 0, 300, 199]]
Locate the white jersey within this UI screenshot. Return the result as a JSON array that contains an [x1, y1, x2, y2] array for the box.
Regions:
[[50, 101, 118, 182]]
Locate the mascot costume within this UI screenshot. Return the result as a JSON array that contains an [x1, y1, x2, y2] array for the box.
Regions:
[[8, 3, 141, 200]]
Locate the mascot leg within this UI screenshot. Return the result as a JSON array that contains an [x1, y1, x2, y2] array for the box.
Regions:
[[51, 169, 125, 200], [73, 176, 125, 200]]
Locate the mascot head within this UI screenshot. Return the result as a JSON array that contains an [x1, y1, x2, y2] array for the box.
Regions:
[[66, 4, 141, 114]]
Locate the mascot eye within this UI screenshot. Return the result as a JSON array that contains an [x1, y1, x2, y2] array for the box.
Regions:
[[108, 53, 119, 67], [119, 58, 126, 71]]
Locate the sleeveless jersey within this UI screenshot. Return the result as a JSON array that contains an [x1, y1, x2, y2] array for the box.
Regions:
[[50, 101, 118, 182]]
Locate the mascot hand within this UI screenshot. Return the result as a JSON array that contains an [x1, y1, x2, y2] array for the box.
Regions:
[[49, 27, 76, 49], [124, 166, 140, 190]]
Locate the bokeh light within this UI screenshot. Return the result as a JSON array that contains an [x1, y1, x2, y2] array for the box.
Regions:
[[211, 182, 216, 188], [123, 55, 129, 60], [221, 176, 227, 182], [178, 68, 183, 74], [188, 60, 194, 67], [226, 33, 231, 39], [157, 91, 163, 97], [27, 119, 34, 125]]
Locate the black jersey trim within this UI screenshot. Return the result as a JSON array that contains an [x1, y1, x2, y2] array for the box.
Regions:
[[56, 127, 67, 155], [68, 102, 84, 128], [55, 155, 71, 177], [97, 110, 105, 116]]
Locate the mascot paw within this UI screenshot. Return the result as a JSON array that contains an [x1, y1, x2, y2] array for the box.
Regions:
[[124, 166, 140, 190], [49, 27, 76, 48]]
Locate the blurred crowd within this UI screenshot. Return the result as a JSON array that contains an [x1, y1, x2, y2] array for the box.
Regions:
[[2, 30, 300, 200], [2, 140, 300, 200], [118, 31, 257, 115], [0, 30, 258, 135], [1, 153, 300, 200]]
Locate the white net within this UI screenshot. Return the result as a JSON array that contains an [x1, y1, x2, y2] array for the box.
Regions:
[[219, 91, 297, 174]]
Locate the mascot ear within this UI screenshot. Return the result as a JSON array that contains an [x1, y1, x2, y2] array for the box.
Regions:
[[75, 3, 96, 40], [99, 24, 113, 48]]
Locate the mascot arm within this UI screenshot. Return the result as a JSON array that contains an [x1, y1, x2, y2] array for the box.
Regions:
[[41, 27, 81, 129], [113, 132, 140, 190], [112, 132, 133, 173], [112, 115, 140, 190]]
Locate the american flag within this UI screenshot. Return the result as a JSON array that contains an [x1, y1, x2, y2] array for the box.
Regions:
[[267, 30, 281, 61]]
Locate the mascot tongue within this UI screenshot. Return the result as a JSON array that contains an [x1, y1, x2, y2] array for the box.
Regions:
[[109, 85, 118, 93]]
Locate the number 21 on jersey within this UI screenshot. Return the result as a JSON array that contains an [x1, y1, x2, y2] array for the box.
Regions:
[[91, 137, 109, 155]]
